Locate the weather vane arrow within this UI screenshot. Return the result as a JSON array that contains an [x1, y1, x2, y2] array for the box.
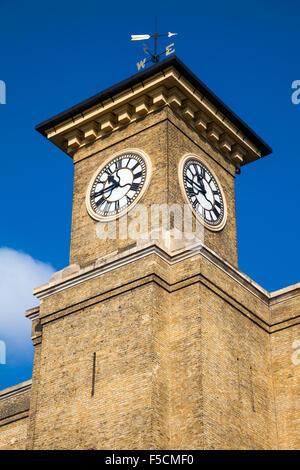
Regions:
[[130, 21, 178, 71]]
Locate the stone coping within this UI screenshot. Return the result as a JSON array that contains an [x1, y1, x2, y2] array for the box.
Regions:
[[0, 380, 32, 402]]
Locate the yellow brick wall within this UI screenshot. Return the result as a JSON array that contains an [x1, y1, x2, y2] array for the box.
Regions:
[[0, 384, 30, 450], [271, 325, 300, 449], [26, 248, 286, 449], [1, 95, 298, 450], [0, 418, 28, 450], [69, 107, 238, 268], [200, 284, 277, 449], [29, 281, 170, 449]]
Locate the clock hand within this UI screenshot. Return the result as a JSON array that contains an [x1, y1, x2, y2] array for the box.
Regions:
[[92, 183, 118, 198], [108, 174, 120, 186], [197, 176, 206, 194], [193, 165, 207, 193], [186, 177, 205, 194], [186, 177, 214, 209]]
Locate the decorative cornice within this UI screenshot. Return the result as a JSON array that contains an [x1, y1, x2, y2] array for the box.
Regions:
[[33, 242, 201, 300], [33, 240, 269, 304], [41, 65, 266, 168], [31, 242, 300, 332], [25, 306, 40, 320]]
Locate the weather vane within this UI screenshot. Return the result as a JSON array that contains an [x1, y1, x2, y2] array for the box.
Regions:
[[131, 20, 177, 71]]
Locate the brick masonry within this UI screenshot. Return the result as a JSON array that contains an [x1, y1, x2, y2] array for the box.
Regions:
[[0, 67, 299, 449]]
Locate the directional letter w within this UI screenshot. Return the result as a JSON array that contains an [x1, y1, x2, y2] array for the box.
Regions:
[[136, 59, 146, 71]]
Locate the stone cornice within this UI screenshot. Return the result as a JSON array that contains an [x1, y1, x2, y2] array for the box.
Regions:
[[31, 241, 300, 332], [41, 65, 267, 168], [0, 380, 32, 402], [33, 240, 268, 303], [25, 306, 40, 320], [0, 410, 29, 427], [269, 282, 300, 305], [33, 242, 200, 300]]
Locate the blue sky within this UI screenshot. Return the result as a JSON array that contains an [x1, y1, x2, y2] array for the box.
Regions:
[[0, 0, 299, 389]]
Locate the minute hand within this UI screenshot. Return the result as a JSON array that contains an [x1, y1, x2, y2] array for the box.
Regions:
[[92, 183, 118, 198], [186, 177, 206, 194]]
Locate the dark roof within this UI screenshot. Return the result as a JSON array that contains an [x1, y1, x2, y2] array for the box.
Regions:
[[36, 55, 272, 157]]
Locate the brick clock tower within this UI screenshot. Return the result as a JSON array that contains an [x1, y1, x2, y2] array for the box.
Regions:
[[0, 56, 299, 450]]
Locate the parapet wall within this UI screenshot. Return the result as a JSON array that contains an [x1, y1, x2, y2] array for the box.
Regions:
[[0, 380, 31, 450]]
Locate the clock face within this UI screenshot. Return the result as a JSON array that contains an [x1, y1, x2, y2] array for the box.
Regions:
[[87, 152, 148, 220], [182, 157, 226, 229]]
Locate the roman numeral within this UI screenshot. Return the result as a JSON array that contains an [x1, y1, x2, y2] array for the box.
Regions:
[[213, 207, 220, 218], [215, 200, 221, 209], [130, 182, 139, 191], [194, 165, 201, 177], [134, 171, 142, 179], [190, 165, 196, 175], [103, 202, 111, 213], [116, 159, 122, 169], [115, 200, 120, 212], [187, 187, 195, 197], [131, 162, 140, 172], [95, 196, 105, 207]]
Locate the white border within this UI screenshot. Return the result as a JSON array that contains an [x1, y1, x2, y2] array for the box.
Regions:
[[86, 148, 152, 222], [178, 154, 228, 232]]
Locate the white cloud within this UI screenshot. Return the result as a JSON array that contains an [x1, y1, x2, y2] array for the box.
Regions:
[[0, 248, 55, 359]]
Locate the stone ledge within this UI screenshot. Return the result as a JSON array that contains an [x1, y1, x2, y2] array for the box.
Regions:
[[30, 243, 299, 330], [0, 381, 31, 425], [33, 240, 270, 304], [25, 306, 40, 320], [0, 380, 32, 402], [0, 410, 29, 427], [270, 282, 300, 305]]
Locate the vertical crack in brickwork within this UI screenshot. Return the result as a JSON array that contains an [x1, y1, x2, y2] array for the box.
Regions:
[[91, 352, 96, 397], [250, 365, 255, 412], [237, 357, 241, 402]]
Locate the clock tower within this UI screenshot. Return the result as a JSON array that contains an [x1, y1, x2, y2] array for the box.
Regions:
[[1, 56, 298, 450]]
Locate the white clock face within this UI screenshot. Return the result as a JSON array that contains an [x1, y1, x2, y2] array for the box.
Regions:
[[182, 158, 226, 229], [87, 152, 148, 220]]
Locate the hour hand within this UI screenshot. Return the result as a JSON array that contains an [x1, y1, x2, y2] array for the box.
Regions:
[[197, 176, 206, 194], [107, 174, 118, 185]]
